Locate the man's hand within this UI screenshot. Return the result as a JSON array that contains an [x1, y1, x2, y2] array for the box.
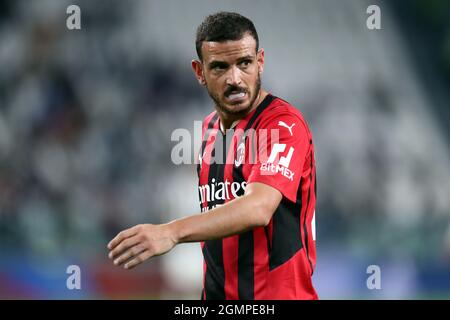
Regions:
[[107, 223, 177, 270], [107, 183, 281, 269]]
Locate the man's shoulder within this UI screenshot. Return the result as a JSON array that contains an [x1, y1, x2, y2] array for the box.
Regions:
[[260, 95, 310, 132], [201, 111, 218, 127]]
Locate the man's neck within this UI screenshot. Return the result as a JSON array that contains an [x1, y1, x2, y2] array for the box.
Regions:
[[218, 89, 268, 132]]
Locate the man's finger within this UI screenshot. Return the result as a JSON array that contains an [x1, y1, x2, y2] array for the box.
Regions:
[[113, 244, 146, 266], [107, 227, 139, 250], [108, 235, 140, 259], [124, 250, 153, 270]]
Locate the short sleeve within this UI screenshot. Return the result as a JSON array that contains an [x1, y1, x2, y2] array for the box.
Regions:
[[247, 113, 310, 203]]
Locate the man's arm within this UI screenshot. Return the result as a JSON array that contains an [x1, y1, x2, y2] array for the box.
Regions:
[[107, 182, 282, 269]]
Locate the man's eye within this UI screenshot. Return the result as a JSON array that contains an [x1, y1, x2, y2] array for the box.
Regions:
[[240, 60, 251, 67], [211, 64, 227, 71]]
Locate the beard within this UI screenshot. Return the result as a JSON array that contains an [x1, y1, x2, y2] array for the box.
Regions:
[[206, 74, 261, 118]]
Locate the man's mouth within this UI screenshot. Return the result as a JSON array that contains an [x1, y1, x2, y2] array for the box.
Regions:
[[226, 91, 247, 102]]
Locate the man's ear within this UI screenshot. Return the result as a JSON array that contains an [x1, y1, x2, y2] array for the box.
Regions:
[[191, 59, 206, 86], [257, 48, 265, 75]]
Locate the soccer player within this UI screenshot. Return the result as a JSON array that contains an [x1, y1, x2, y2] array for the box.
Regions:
[[108, 12, 318, 300]]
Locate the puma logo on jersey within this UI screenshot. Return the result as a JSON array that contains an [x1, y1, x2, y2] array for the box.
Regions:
[[278, 121, 296, 136]]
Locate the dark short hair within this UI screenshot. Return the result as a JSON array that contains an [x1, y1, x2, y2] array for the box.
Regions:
[[195, 12, 259, 60]]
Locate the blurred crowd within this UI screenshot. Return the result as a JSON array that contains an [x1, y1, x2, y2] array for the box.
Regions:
[[0, 1, 208, 258]]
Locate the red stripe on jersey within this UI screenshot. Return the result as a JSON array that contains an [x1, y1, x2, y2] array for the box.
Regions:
[[222, 235, 239, 299], [253, 227, 270, 299], [267, 249, 318, 299]]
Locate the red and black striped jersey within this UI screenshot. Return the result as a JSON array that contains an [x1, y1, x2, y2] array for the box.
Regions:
[[197, 94, 317, 300]]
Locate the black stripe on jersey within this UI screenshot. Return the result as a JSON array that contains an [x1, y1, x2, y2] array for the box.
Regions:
[[197, 113, 219, 178], [232, 94, 274, 300], [246, 94, 275, 130], [302, 148, 314, 273], [203, 240, 225, 299], [203, 128, 233, 300], [238, 231, 254, 300], [269, 180, 303, 270]]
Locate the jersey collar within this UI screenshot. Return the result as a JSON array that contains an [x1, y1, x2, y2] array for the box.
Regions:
[[219, 119, 240, 134]]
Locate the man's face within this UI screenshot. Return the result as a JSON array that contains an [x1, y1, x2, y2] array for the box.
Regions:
[[193, 34, 264, 117]]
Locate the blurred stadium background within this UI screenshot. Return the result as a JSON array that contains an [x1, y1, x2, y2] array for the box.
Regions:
[[0, 0, 449, 299]]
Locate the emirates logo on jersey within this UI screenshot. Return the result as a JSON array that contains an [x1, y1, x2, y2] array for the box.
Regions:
[[198, 179, 247, 211]]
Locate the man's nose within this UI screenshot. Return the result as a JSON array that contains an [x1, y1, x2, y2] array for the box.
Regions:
[[225, 66, 242, 86]]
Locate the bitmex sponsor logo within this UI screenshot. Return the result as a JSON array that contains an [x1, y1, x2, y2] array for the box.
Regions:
[[260, 163, 295, 181], [198, 179, 247, 207], [260, 143, 295, 181]]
